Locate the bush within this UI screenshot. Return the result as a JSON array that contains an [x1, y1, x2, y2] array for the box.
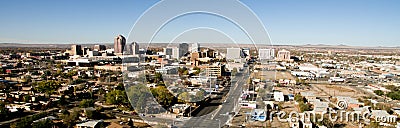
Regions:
[[374, 90, 384, 96], [79, 99, 95, 108]]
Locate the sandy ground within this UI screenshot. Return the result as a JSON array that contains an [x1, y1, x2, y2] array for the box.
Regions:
[[253, 71, 295, 81], [314, 84, 366, 97]]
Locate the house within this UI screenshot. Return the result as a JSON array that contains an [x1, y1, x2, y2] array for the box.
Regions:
[[239, 101, 257, 109], [392, 107, 400, 116], [76, 120, 104, 128], [300, 91, 316, 101], [313, 101, 329, 114], [328, 77, 345, 83], [273, 91, 284, 102], [171, 104, 190, 115], [107, 122, 132, 128], [336, 96, 363, 109], [32, 116, 58, 123], [250, 109, 266, 122]]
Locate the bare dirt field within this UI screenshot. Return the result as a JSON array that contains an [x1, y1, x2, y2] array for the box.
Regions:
[[253, 71, 295, 80], [314, 84, 366, 98]]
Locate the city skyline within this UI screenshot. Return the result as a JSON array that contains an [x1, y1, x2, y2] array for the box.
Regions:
[[0, 0, 399, 46]]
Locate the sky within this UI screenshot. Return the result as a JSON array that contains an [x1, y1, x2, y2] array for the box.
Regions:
[[0, 0, 399, 46]]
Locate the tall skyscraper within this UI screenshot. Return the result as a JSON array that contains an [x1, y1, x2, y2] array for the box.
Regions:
[[114, 35, 126, 53], [71, 45, 83, 55], [242, 48, 250, 57], [178, 43, 189, 58], [93, 45, 106, 51], [131, 42, 139, 55], [259, 48, 275, 60], [81, 47, 91, 55], [191, 43, 200, 52], [164, 47, 173, 55], [172, 48, 180, 59]]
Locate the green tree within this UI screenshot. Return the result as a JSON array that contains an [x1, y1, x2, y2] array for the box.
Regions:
[[126, 84, 152, 112], [299, 102, 312, 112], [115, 83, 125, 90], [194, 89, 206, 101], [0, 101, 9, 121], [154, 72, 163, 83], [294, 94, 304, 103], [150, 86, 175, 107], [178, 92, 190, 102], [106, 90, 128, 106], [32, 119, 53, 128], [23, 75, 32, 83], [386, 91, 400, 100], [367, 122, 380, 128], [79, 99, 95, 108], [374, 90, 384, 96], [385, 85, 398, 91], [58, 95, 67, 107], [232, 68, 238, 76], [85, 109, 100, 119], [34, 81, 61, 97], [193, 66, 201, 75], [61, 108, 80, 127], [56, 63, 63, 69], [316, 115, 334, 128], [23, 95, 31, 102], [183, 70, 189, 75]]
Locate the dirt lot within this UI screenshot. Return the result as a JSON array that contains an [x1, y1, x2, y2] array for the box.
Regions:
[[314, 84, 366, 97], [253, 71, 295, 80]]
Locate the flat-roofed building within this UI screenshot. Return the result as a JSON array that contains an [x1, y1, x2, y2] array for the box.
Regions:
[[277, 49, 290, 61], [71, 45, 83, 55], [226, 48, 243, 60], [259, 48, 275, 60]]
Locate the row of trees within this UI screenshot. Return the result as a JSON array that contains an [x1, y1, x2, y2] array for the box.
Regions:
[[380, 85, 400, 100], [10, 112, 48, 128], [33, 80, 62, 97]]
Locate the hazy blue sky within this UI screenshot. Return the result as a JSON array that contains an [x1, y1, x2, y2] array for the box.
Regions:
[[0, 0, 399, 46]]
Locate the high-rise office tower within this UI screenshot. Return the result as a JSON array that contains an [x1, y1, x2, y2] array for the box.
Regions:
[[259, 48, 275, 60], [81, 47, 91, 55], [71, 45, 83, 55], [178, 43, 189, 58], [242, 48, 250, 57], [191, 43, 200, 52], [131, 42, 139, 55], [93, 45, 106, 51], [114, 35, 126, 53], [164, 48, 173, 55]]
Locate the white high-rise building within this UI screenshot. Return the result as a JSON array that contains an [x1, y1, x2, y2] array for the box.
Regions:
[[259, 49, 275, 60], [191, 43, 200, 52], [226, 48, 243, 60], [131, 42, 139, 55], [172, 48, 180, 59]]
